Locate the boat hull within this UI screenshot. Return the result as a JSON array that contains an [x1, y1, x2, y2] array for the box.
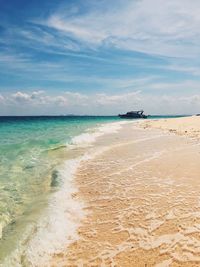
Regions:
[[118, 114, 148, 119]]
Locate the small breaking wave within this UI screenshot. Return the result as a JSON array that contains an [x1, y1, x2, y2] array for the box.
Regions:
[[2, 158, 85, 267], [1, 120, 127, 266], [69, 121, 128, 148]]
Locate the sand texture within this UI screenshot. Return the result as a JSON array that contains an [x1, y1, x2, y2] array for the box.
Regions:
[[140, 116, 200, 139], [51, 121, 200, 267]]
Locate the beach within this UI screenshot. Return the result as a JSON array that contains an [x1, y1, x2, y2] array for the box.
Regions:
[[0, 116, 122, 266], [141, 116, 200, 140], [2, 0, 200, 265], [51, 116, 200, 267]]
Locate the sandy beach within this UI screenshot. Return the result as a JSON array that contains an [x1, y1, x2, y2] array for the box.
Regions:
[[141, 116, 200, 140], [51, 116, 200, 267]]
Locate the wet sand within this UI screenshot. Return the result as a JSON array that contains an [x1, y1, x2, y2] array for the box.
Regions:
[[52, 121, 200, 267]]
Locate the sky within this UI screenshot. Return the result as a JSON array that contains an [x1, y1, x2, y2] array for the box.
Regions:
[[0, 0, 200, 115]]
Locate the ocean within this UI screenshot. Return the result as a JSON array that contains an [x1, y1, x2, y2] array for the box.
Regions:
[[0, 115, 187, 266], [0, 116, 122, 266]]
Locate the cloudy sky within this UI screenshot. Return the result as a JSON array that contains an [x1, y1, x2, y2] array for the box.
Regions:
[[0, 0, 200, 115]]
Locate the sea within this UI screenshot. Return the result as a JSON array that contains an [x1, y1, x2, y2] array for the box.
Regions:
[[0, 115, 186, 266]]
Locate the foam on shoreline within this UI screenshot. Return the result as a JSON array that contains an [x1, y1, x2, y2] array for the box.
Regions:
[[25, 158, 85, 266], [69, 121, 130, 147], [2, 157, 85, 267], [50, 121, 200, 266], [2, 120, 129, 267]]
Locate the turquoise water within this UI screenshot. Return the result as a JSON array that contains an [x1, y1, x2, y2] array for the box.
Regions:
[[0, 116, 120, 265], [0, 115, 187, 265]]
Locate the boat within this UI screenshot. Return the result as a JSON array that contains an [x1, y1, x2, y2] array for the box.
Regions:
[[118, 110, 148, 119]]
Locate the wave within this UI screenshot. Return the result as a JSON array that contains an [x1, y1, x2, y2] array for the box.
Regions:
[[25, 158, 85, 266], [1, 120, 127, 266], [69, 121, 128, 148], [2, 157, 85, 267]]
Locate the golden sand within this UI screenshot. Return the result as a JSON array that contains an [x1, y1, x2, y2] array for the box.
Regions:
[[52, 121, 200, 267]]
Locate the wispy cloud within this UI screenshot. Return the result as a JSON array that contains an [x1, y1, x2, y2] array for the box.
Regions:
[[1, 0, 200, 115], [41, 0, 200, 58], [95, 91, 141, 106]]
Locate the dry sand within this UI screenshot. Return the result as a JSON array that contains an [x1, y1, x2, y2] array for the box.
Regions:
[[140, 116, 200, 139], [51, 118, 200, 267]]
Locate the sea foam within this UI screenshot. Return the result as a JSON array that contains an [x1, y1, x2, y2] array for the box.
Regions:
[[70, 121, 128, 147], [3, 121, 127, 267], [25, 158, 85, 267]]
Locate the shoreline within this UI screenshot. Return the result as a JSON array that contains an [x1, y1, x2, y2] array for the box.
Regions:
[[51, 117, 200, 266], [0, 120, 127, 266], [12, 121, 128, 267]]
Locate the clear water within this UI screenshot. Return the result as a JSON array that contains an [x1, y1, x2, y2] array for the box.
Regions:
[[0, 116, 121, 264], [0, 115, 186, 265]]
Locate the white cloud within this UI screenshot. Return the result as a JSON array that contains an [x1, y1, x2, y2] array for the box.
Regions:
[[11, 91, 45, 103], [180, 94, 200, 105], [0, 53, 28, 64], [43, 0, 200, 57], [6, 91, 88, 108], [1, 90, 200, 115], [54, 96, 68, 106], [65, 91, 88, 100], [12, 91, 31, 103], [0, 94, 4, 103], [142, 80, 200, 92], [95, 91, 141, 105], [30, 90, 44, 99], [15, 26, 81, 52]]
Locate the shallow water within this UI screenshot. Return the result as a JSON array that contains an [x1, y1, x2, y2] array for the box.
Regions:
[[0, 115, 186, 265], [0, 116, 121, 265]]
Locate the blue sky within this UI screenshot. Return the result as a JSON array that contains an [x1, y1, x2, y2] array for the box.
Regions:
[[0, 0, 200, 115]]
